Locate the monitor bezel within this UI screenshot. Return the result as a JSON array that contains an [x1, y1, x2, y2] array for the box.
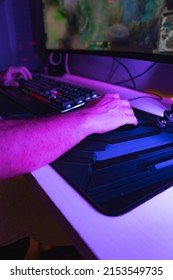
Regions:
[[46, 48, 173, 64]]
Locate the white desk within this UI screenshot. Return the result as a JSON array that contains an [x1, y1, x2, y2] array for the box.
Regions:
[[30, 164, 173, 260]]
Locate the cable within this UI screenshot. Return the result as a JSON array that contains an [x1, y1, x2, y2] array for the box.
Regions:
[[110, 59, 161, 100], [129, 93, 162, 101], [103, 55, 164, 104], [112, 57, 137, 90], [65, 53, 70, 74], [105, 58, 121, 83], [114, 62, 157, 85]]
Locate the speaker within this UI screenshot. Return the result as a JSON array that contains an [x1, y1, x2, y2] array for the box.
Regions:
[[47, 51, 66, 76]]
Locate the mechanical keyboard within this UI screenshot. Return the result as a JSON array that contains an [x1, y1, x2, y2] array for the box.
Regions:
[[17, 74, 100, 113]]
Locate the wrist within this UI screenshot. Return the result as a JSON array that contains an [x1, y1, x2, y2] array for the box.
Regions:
[[75, 108, 97, 136]]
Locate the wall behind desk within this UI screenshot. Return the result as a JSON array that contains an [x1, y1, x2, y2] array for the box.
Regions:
[[0, 0, 43, 71], [69, 54, 173, 98]]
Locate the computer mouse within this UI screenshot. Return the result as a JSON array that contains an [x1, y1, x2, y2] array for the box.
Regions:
[[116, 124, 137, 131]]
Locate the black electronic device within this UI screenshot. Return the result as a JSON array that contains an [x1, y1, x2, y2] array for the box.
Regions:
[[46, 50, 66, 76], [17, 74, 100, 113], [41, 0, 173, 64]]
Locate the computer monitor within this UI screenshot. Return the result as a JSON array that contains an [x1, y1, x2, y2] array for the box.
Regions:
[[41, 0, 173, 64]]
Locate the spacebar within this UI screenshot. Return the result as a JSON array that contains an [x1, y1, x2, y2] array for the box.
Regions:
[[94, 134, 173, 161]]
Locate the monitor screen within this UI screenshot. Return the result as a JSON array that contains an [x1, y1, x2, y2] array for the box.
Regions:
[[42, 0, 173, 63]]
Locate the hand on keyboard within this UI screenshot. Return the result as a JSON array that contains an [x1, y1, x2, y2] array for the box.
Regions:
[[81, 93, 138, 134], [0, 66, 32, 87], [17, 73, 138, 133]]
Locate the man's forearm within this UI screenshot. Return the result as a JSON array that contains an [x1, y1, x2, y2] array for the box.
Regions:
[[0, 93, 138, 181], [0, 111, 91, 181]]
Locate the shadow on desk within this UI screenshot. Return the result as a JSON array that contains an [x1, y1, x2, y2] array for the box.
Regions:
[[0, 176, 84, 260], [25, 238, 83, 260]]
